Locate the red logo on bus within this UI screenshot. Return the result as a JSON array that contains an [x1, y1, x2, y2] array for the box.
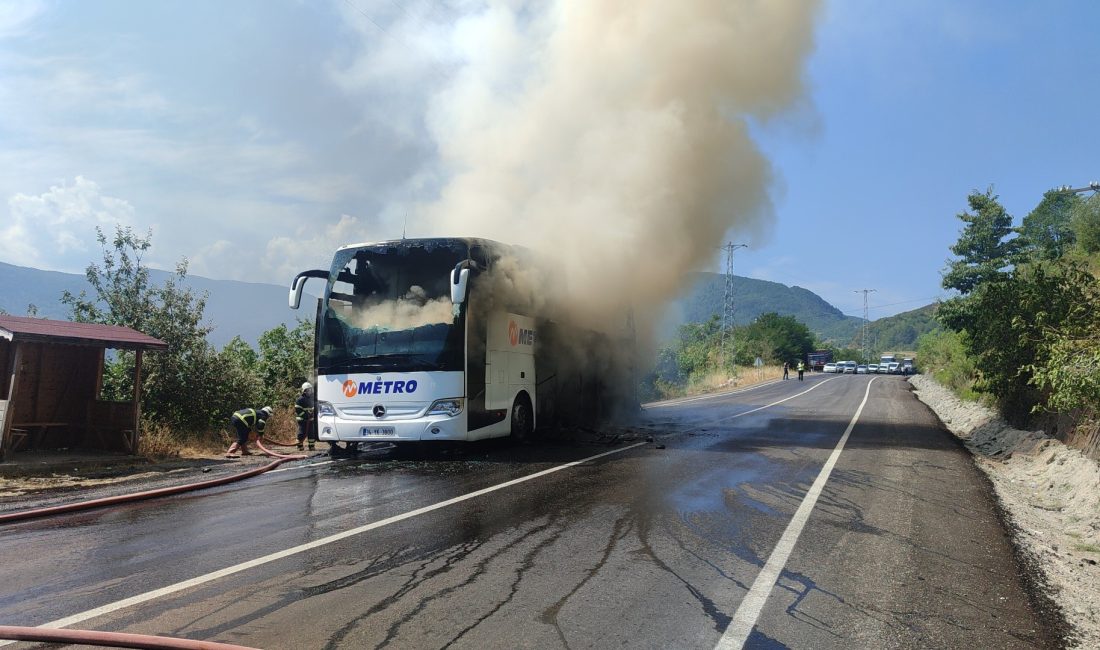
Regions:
[[342, 379, 357, 398], [508, 320, 519, 346]]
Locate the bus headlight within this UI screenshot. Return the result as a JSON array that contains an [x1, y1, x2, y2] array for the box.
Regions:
[[426, 398, 463, 417], [318, 400, 336, 417]]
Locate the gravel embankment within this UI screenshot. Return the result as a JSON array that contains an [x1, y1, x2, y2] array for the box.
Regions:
[[909, 374, 1100, 649]]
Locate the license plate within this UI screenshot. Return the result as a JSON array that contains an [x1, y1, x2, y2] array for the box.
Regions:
[[360, 426, 395, 437]]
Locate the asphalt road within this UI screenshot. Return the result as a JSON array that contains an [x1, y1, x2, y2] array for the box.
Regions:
[[0, 374, 1059, 649]]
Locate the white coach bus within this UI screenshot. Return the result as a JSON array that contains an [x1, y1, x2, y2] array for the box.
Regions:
[[289, 237, 632, 452]]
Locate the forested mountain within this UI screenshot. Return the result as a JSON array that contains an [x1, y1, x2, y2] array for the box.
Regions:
[[856, 303, 941, 352], [665, 272, 864, 344]]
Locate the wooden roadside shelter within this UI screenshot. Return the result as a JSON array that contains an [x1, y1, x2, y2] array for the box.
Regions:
[[0, 315, 168, 461]]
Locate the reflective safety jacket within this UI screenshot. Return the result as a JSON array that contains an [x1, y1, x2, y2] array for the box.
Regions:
[[232, 408, 268, 433], [295, 394, 315, 423]]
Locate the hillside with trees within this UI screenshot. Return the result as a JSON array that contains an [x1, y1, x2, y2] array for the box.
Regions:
[[640, 311, 817, 401], [854, 303, 941, 353], [667, 272, 863, 344]]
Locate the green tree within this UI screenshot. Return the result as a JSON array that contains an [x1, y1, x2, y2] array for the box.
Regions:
[[211, 337, 263, 417], [1026, 259, 1100, 414], [735, 312, 815, 364], [952, 263, 1091, 422], [942, 188, 1020, 294], [61, 225, 218, 430], [256, 320, 314, 407], [1070, 193, 1100, 254], [1018, 189, 1081, 260]]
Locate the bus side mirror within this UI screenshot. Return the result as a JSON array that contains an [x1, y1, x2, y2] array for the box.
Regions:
[[289, 270, 328, 309], [451, 267, 470, 304]]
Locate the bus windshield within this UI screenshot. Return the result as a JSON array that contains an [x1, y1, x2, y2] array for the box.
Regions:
[[318, 240, 467, 373]]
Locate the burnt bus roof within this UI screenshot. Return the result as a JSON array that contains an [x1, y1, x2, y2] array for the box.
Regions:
[[337, 237, 509, 254], [335, 237, 536, 266]]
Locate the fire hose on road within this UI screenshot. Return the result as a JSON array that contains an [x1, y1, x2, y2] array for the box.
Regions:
[[0, 625, 262, 649], [0, 438, 308, 525]]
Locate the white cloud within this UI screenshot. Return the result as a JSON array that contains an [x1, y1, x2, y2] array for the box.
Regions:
[[260, 213, 374, 284], [188, 214, 379, 284], [1, 176, 135, 270], [0, 0, 45, 40]]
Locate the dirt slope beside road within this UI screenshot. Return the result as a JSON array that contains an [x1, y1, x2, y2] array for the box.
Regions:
[[909, 375, 1100, 649]]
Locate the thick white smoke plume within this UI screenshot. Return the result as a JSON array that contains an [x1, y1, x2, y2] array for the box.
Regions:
[[418, 0, 821, 330]]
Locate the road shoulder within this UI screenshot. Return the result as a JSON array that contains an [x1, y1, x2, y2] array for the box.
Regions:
[[909, 374, 1098, 649]]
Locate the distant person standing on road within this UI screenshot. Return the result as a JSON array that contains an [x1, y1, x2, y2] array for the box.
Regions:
[[783, 361, 790, 380], [227, 406, 272, 457], [797, 360, 805, 381], [295, 382, 317, 451]]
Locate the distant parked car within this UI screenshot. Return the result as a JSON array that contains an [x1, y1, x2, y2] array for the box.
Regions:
[[887, 362, 900, 374], [843, 361, 857, 374], [868, 363, 880, 373], [823, 362, 838, 373], [857, 364, 868, 374]]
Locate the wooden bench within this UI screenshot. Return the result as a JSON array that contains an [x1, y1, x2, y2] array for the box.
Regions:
[[11, 422, 68, 450], [8, 428, 28, 451]]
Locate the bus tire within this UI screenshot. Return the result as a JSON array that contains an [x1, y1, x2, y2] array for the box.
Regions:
[[510, 394, 533, 442]]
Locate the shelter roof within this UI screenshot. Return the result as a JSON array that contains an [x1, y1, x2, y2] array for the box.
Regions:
[[0, 315, 168, 351]]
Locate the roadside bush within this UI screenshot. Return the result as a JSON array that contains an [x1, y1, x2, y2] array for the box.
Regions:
[[916, 329, 978, 400]]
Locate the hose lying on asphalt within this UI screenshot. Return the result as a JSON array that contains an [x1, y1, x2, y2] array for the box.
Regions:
[[0, 625, 261, 649], [0, 438, 309, 525]]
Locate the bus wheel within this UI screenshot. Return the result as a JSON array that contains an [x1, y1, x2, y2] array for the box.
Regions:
[[510, 395, 532, 442]]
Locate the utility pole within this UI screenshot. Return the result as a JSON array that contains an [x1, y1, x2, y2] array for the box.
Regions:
[[855, 289, 876, 362], [721, 243, 748, 370]]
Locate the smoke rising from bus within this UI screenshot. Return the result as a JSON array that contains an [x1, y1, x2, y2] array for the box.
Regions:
[[351, 286, 454, 331], [418, 0, 821, 334]]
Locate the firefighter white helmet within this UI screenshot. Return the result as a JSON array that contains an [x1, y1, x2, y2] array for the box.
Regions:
[[301, 382, 313, 392], [261, 406, 273, 416]]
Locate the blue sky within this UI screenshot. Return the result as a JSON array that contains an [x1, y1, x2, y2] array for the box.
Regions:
[[746, 1, 1100, 316], [1, 1, 1097, 320]]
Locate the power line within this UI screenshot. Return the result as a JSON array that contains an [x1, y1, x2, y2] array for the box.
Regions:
[[343, 0, 391, 35]]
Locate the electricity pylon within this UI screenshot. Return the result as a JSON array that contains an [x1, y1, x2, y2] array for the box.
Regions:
[[721, 243, 748, 368], [855, 288, 876, 362]]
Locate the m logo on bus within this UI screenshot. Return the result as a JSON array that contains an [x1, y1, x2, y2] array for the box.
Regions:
[[508, 320, 535, 347], [342, 378, 418, 397]]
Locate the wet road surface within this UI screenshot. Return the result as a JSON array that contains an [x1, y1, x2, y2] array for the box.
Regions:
[[0, 374, 1059, 649]]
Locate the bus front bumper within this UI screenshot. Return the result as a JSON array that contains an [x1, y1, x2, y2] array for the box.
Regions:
[[317, 414, 467, 442]]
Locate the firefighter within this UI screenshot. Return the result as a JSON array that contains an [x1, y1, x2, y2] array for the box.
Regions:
[[295, 382, 317, 451], [227, 406, 272, 457], [797, 360, 805, 381]]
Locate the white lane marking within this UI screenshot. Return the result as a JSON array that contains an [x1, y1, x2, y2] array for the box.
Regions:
[[715, 377, 877, 650], [705, 377, 835, 424], [643, 378, 787, 408], [6, 443, 646, 641]]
